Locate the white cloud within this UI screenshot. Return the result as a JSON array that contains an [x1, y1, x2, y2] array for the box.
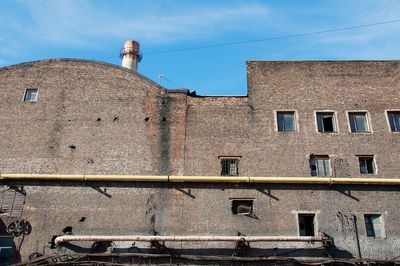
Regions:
[[15, 0, 270, 47]]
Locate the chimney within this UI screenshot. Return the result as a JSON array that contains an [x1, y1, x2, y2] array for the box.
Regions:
[[120, 40, 142, 71]]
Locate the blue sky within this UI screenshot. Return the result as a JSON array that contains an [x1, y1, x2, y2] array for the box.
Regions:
[[1, 0, 399, 95]]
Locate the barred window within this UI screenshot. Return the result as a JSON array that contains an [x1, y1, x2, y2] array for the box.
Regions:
[[221, 158, 239, 176]]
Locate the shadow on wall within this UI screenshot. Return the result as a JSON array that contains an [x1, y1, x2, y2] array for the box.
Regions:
[[58, 241, 353, 259]]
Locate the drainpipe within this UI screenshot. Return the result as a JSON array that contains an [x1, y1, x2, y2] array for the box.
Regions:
[[1, 174, 400, 185], [54, 235, 323, 245]]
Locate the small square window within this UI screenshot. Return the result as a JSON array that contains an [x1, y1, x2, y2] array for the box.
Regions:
[[231, 199, 253, 215], [316, 112, 336, 133], [348, 112, 369, 133], [358, 156, 375, 174], [298, 214, 315, 236], [221, 158, 239, 176], [277, 111, 296, 132], [24, 89, 38, 102], [387, 111, 400, 132], [364, 214, 383, 238], [309, 156, 331, 176]]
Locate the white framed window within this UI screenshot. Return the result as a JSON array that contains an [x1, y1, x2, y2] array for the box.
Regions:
[[23, 88, 38, 102], [364, 214, 384, 238], [277, 111, 297, 132], [309, 156, 331, 176], [315, 111, 337, 133], [348, 112, 370, 133], [357, 155, 375, 174], [387, 111, 400, 132]]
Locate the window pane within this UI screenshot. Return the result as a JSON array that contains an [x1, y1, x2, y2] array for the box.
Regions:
[[388, 112, 400, 132], [359, 159, 367, 174], [277, 112, 284, 131], [317, 160, 325, 176], [322, 116, 334, 132], [317, 114, 324, 132], [24, 89, 38, 102], [355, 114, 367, 132], [284, 113, 294, 131], [349, 114, 357, 132], [324, 159, 331, 176], [310, 159, 318, 176]]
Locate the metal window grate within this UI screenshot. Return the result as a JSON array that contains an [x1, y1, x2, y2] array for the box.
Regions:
[[221, 158, 239, 176]]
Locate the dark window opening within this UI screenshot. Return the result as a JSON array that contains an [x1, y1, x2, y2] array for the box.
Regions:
[[387, 111, 400, 132], [358, 156, 375, 174], [231, 200, 253, 215], [317, 112, 335, 132], [298, 214, 315, 236], [221, 158, 239, 176], [277, 111, 296, 132], [349, 112, 369, 133], [364, 214, 383, 237]]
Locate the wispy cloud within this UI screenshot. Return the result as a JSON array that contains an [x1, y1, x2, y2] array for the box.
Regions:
[[15, 0, 270, 47]]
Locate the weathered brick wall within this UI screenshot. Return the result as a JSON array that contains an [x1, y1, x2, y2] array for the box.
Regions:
[[0, 59, 187, 176], [185, 61, 400, 177], [1, 59, 400, 263]]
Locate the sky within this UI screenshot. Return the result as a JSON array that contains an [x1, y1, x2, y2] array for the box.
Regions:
[[0, 0, 400, 95]]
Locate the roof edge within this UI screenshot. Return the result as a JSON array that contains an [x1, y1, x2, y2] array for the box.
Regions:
[[0, 58, 166, 92]]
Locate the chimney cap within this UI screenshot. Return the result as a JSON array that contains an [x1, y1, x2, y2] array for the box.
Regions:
[[120, 39, 142, 62]]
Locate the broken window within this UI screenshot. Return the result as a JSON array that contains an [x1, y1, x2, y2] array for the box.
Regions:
[[358, 156, 375, 174], [277, 111, 296, 132], [364, 214, 383, 238], [298, 214, 315, 236], [221, 158, 239, 176], [348, 112, 369, 133], [387, 111, 400, 132], [23, 88, 38, 102], [231, 199, 253, 215], [309, 156, 331, 176], [316, 112, 336, 133]]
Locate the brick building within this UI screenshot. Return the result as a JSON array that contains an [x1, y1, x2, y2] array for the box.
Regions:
[[0, 56, 399, 264]]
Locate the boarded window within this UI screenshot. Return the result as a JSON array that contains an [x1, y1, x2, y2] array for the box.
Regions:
[[221, 158, 239, 176], [310, 156, 331, 176], [0, 189, 25, 218], [316, 112, 336, 132], [364, 214, 383, 237], [298, 214, 315, 236], [277, 111, 296, 132], [349, 112, 369, 133], [358, 156, 375, 174], [387, 111, 400, 132]]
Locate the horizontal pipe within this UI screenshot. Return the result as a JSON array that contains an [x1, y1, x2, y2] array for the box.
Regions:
[[1, 173, 400, 185], [54, 235, 323, 245]]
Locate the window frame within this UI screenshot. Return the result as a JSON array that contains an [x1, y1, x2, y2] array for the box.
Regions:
[[276, 110, 298, 132], [347, 111, 371, 133], [386, 110, 400, 133], [363, 213, 385, 238], [315, 111, 338, 133], [219, 156, 241, 176], [297, 213, 316, 237], [309, 155, 331, 177], [357, 155, 376, 175], [230, 198, 254, 216], [23, 88, 39, 102]]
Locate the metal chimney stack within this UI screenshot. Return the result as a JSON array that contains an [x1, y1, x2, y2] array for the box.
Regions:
[[120, 40, 142, 71]]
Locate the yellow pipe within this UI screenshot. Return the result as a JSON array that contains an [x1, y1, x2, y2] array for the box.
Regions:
[[1, 173, 400, 185]]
